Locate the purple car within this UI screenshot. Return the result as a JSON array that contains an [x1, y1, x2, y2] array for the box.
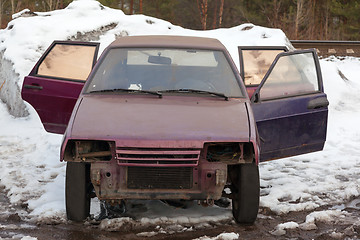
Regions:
[[21, 35, 328, 223]]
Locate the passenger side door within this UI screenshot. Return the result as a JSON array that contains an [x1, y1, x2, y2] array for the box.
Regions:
[[243, 49, 328, 162], [21, 41, 99, 134]]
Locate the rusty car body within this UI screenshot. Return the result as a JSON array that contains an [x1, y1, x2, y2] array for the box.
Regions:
[[21, 35, 329, 223]]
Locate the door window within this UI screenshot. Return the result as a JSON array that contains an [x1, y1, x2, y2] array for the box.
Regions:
[[259, 52, 319, 100], [37, 43, 98, 81], [238, 47, 287, 86], [241, 49, 285, 86]]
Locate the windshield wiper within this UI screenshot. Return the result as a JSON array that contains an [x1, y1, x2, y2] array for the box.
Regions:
[[89, 88, 162, 98], [160, 89, 229, 101]]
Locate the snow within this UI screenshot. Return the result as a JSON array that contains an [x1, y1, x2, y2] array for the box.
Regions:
[[0, 0, 360, 237], [193, 232, 239, 240], [299, 210, 346, 230], [271, 209, 350, 236], [270, 221, 299, 236], [0, 236, 38, 240], [20, 237, 38, 240]]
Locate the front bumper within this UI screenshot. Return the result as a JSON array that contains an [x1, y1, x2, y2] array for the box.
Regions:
[[90, 158, 227, 201]]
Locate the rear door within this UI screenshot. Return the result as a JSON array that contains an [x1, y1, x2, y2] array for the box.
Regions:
[[245, 49, 328, 162], [21, 41, 99, 134]]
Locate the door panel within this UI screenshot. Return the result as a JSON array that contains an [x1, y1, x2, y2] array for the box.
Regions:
[[250, 49, 328, 162], [252, 93, 328, 161], [21, 41, 99, 134]]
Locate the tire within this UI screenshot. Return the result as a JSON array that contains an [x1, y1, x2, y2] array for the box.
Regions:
[[231, 163, 260, 224], [65, 162, 91, 222]]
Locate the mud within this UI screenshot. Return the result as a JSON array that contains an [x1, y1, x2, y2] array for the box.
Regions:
[[0, 195, 359, 240]]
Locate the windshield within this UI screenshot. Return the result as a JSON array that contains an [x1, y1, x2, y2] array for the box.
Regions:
[[85, 48, 244, 97]]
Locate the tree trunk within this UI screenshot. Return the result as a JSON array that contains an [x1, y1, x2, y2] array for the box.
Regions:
[[130, 0, 134, 14], [295, 0, 303, 39], [218, 0, 224, 27], [212, 0, 218, 29], [139, 0, 143, 13], [197, 0, 208, 30], [310, 0, 316, 39], [11, 0, 15, 14], [272, 0, 279, 28], [0, 0, 2, 28], [120, 0, 124, 11], [325, 0, 329, 40]]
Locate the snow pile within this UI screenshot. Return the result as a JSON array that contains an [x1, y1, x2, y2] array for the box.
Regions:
[[0, 102, 64, 222], [0, 0, 289, 117]]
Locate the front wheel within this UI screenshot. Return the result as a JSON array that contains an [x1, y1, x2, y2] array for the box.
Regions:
[[65, 162, 91, 222], [231, 163, 260, 224]]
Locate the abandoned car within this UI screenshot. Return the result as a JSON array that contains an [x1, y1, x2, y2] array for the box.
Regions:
[[21, 35, 329, 223]]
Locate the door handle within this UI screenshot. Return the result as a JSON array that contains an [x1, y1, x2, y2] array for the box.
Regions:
[[24, 84, 43, 90], [307, 97, 329, 109]]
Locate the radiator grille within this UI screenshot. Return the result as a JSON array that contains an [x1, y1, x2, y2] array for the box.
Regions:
[[117, 148, 200, 167], [127, 167, 193, 189]]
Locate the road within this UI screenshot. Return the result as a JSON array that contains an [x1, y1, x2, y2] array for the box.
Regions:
[[0, 190, 359, 240]]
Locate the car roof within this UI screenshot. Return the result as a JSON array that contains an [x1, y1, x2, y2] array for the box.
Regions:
[[108, 35, 226, 51]]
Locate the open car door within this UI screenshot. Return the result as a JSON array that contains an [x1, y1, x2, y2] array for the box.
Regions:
[[242, 49, 328, 162], [21, 41, 99, 134]]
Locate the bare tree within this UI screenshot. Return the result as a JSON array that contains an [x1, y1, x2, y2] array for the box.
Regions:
[[10, 0, 14, 14], [197, 0, 208, 30], [212, 0, 218, 29], [324, 0, 329, 39], [130, 0, 133, 14], [0, 0, 4, 28], [294, 0, 306, 39], [218, 0, 224, 27], [271, 0, 282, 28]]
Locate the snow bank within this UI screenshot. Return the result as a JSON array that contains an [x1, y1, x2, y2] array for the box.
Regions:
[[0, 0, 289, 118], [0, 52, 28, 117]]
